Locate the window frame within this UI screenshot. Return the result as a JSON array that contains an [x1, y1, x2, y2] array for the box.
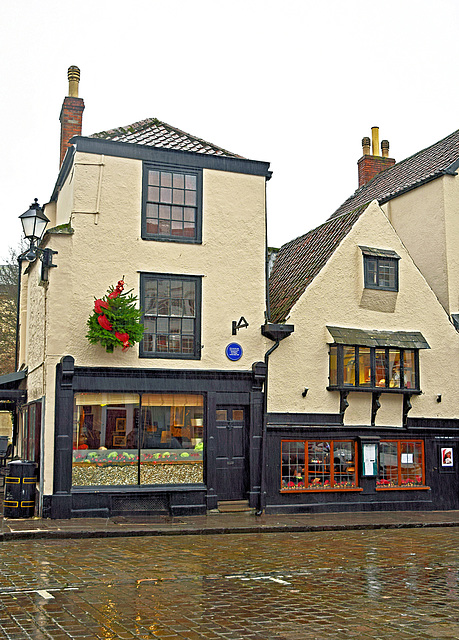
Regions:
[[140, 272, 202, 360], [363, 254, 399, 291], [281, 439, 362, 493], [328, 344, 420, 392], [142, 163, 203, 244], [376, 439, 428, 490]]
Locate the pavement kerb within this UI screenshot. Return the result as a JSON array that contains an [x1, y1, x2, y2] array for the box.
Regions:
[[1, 518, 459, 542]]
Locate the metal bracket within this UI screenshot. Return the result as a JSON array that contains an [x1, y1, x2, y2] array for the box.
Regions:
[[232, 316, 249, 335]]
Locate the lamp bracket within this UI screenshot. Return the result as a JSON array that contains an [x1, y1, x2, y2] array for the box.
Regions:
[[232, 316, 249, 335]]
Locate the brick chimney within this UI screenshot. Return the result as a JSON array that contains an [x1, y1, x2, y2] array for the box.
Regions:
[[357, 127, 395, 187], [59, 66, 84, 166]]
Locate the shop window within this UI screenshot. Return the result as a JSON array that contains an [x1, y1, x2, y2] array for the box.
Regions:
[[281, 440, 359, 492], [142, 165, 202, 243], [141, 273, 202, 359], [329, 345, 419, 391], [377, 440, 426, 489], [72, 392, 204, 487]]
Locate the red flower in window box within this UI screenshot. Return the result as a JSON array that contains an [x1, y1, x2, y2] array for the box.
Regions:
[[287, 481, 295, 488]]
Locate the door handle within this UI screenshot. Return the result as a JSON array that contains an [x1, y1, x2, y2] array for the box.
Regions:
[[227, 461, 234, 465]]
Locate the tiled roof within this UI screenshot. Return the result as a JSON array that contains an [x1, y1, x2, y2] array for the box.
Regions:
[[90, 118, 242, 158], [269, 205, 368, 323], [331, 129, 459, 218]]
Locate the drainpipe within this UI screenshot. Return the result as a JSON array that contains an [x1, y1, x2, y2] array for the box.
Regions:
[[257, 323, 294, 515], [14, 254, 25, 372], [256, 339, 280, 515]]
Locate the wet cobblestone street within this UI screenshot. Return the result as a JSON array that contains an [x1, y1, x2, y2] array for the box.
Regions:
[[0, 528, 459, 639]]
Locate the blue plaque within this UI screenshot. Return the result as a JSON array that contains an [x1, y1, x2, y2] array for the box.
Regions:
[[225, 342, 243, 361]]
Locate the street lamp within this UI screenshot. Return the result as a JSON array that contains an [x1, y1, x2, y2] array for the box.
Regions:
[[19, 199, 50, 262], [18, 199, 57, 280]]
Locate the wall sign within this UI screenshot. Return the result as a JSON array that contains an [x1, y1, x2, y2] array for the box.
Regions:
[[225, 343, 243, 361], [361, 442, 378, 477], [438, 445, 455, 474]]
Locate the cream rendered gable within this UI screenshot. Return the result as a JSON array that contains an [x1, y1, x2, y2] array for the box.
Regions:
[[383, 173, 459, 316], [268, 200, 459, 426]]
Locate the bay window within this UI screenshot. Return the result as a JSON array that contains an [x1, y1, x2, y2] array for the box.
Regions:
[[329, 345, 419, 391]]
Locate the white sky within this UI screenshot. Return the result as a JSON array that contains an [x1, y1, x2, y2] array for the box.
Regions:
[[1, 0, 459, 261]]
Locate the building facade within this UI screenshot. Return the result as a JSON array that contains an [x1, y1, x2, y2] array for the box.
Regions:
[[11, 69, 273, 518]]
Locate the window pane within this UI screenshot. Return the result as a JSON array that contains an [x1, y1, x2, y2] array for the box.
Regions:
[[185, 174, 196, 190], [400, 442, 423, 486], [232, 410, 244, 421], [158, 220, 171, 235], [161, 172, 172, 187], [378, 441, 398, 487], [343, 347, 355, 386], [159, 205, 171, 219], [73, 393, 140, 487], [148, 186, 159, 202], [160, 187, 172, 204], [358, 348, 371, 386], [375, 349, 386, 387], [307, 441, 330, 489], [173, 173, 184, 189], [185, 190, 196, 206], [171, 206, 183, 221], [148, 170, 160, 186], [333, 442, 356, 488], [173, 189, 185, 205], [184, 208, 195, 222], [366, 258, 378, 287], [146, 203, 158, 219], [389, 350, 401, 388], [140, 395, 204, 486], [403, 350, 415, 389], [216, 410, 227, 421], [379, 259, 396, 289], [329, 345, 337, 386], [281, 441, 306, 490]]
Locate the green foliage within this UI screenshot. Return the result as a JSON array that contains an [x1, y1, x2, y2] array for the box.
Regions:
[[86, 280, 144, 353]]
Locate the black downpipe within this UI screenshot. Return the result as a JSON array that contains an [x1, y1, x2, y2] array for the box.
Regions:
[[14, 254, 26, 372], [256, 339, 280, 515]]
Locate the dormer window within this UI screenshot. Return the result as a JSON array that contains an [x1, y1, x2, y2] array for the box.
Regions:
[[360, 246, 400, 291]]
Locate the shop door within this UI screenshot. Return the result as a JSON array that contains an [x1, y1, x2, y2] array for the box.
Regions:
[[215, 406, 248, 501]]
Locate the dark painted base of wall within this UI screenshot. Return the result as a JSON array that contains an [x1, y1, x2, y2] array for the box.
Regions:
[[265, 496, 435, 515], [43, 485, 207, 519]]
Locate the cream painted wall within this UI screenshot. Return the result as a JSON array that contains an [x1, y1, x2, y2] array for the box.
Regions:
[[39, 152, 268, 371], [383, 177, 451, 313], [443, 175, 459, 314], [268, 201, 459, 426]]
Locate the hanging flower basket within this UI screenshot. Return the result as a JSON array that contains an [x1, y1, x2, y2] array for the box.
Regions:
[[86, 278, 144, 353]]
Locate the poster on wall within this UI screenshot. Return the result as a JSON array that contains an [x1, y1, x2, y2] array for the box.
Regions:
[[439, 445, 455, 474], [441, 447, 453, 467]]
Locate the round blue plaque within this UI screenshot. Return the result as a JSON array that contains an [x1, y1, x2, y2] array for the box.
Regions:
[[225, 342, 243, 361]]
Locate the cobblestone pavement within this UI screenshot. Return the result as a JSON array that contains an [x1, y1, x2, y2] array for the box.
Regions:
[[1, 528, 459, 639]]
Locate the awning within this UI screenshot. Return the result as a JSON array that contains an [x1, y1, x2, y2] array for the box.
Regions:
[[0, 370, 27, 403], [326, 326, 430, 349], [359, 246, 400, 259]]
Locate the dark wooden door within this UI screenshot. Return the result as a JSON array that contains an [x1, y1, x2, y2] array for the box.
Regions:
[[215, 406, 248, 501]]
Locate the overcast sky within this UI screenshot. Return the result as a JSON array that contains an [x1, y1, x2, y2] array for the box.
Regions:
[[1, 0, 459, 261]]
